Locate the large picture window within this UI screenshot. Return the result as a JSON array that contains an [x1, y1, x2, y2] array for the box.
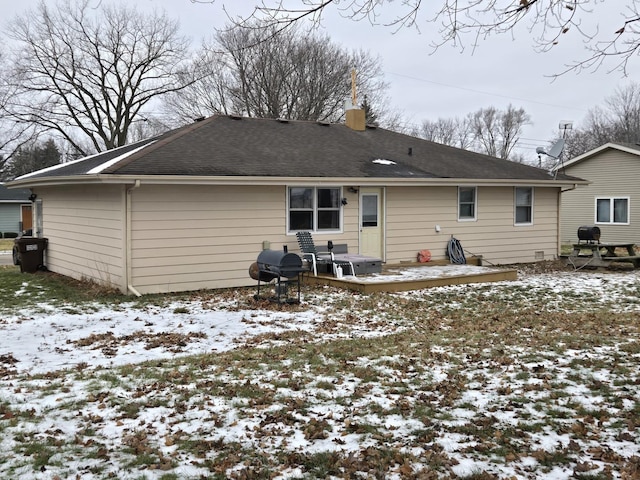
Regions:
[[288, 187, 341, 232], [596, 197, 629, 224], [458, 186, 477, 221], [515, 187, 533, 225]]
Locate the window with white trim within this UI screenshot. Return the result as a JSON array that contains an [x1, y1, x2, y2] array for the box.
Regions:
[[458, 186, 477, 221], [515, 187, 533, 225], [596, 197, 629, 224], [288, 187, 341, 232]]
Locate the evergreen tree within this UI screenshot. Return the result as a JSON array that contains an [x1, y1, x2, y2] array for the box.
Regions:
[[2, 139, 61, 180], [361, 95, 379, 126]]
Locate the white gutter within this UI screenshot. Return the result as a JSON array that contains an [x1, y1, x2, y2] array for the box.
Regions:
[[126, 180, 142, 297], [8, 174, 589, 189], [561, 183, 582, 192]]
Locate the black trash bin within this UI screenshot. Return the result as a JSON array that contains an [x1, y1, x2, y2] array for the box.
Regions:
[[15, 237, 48, 273]]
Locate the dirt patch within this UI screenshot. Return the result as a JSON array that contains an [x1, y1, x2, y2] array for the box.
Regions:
[[502, 259, 571, 275], [71, 331, 208, 356], [0, 353, 18, 378]]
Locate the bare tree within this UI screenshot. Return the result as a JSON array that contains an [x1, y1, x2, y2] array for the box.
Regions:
[[162, 49, 234, 125], [207, 1, 640, 75], [5, 0, 193, 156], [470, 108, 500, 158], [420, 118, 457, 145], [560, 81, 640, 158], [0, 43, 38, 172], [164, 22, 391, 125], [416, 105, 529, 160], [419, 117, 475, 149], [470, 105, 530, 160], [545, 129, 592, 164], [602, 82, 640, 141]]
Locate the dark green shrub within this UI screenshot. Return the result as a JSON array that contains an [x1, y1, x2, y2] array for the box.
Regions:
[[3, 232, 19, 238]]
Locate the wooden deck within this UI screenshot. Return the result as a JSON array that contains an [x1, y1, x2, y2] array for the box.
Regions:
[[302, 257, 518, 294]]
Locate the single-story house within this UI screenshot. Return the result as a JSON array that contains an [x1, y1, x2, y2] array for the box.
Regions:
[[8, 112, 586, 295], [0, 183, 32, 237], [555, 142, 639, 244]]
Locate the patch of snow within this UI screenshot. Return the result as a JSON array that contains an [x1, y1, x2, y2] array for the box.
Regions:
[[372, 158, 396, 165], [1, 268, 640, 479]]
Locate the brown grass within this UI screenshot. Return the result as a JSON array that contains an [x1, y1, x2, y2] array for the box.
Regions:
[[1, 267, 639, 478]]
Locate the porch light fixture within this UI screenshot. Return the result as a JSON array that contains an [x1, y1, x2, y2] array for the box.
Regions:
[[348, 187, 358, 194], [341, 197, 348, 206]]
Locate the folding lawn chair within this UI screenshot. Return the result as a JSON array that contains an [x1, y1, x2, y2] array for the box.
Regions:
[[296, 231, 355, 277]]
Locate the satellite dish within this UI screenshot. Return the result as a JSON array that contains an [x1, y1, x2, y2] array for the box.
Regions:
[[536, 138, 566, 178], [536, 139, 565, 159], [547, 138, 565, 159]]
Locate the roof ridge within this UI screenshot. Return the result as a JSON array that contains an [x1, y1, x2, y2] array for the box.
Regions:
[[101, 116, 219, 174]]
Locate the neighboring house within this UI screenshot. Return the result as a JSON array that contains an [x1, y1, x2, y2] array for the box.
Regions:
[[0, 184, 32, 237], [8, 113, 586, 295], [556, 142, 640, 244]]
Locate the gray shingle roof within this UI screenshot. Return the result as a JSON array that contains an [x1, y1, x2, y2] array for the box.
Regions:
[[18, 115, 582, 182], [0, 184, 30, 201]]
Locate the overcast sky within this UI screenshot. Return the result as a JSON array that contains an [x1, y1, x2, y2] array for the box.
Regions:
[[3, 1, 638, 161]]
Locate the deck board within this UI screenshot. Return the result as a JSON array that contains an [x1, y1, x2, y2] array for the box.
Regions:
[[303, 258, 517, 293]]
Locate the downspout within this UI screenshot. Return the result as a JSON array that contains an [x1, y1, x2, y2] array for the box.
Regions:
[[126, 180, 142, 297], [561, 184, 579, 194], [557, 183, 579, 257]]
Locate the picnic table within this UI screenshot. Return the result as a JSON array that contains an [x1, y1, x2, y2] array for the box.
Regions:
[[568, 243, 640, 269]]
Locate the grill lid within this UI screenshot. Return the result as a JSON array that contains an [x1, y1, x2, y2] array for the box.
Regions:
[[257, 249, 303, 278], [577, 225, 601, 242]]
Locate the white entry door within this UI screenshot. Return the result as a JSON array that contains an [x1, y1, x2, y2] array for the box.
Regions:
[[360, 188, 384, 259]]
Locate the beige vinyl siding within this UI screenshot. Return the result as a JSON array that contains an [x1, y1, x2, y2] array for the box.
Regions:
[[386, 186, 560, 265], [33, 181, 562, 295], [37, 185, 125, 288], [129, 184, 359, 294], [561, 150, 640, 244]]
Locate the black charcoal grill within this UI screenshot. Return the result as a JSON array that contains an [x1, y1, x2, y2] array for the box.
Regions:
[[577, 225, 601, 244], [250, 248, 306, 303]]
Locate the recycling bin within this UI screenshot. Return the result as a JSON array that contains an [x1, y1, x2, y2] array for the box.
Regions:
[[15, 237, 48, 273]]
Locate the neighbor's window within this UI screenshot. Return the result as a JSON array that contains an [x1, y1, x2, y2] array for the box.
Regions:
[[288, 187, 341, 232], [596, 197, 629, 224], [458, 186, 477, 221], [515, 187, 533, 225]]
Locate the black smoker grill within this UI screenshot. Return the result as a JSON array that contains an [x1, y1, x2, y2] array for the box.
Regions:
[[250, 248, 305, 303], [577, 225, 601, 244]]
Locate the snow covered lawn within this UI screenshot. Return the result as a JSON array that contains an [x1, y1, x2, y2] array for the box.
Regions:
[[1, 265, 639, 479]]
